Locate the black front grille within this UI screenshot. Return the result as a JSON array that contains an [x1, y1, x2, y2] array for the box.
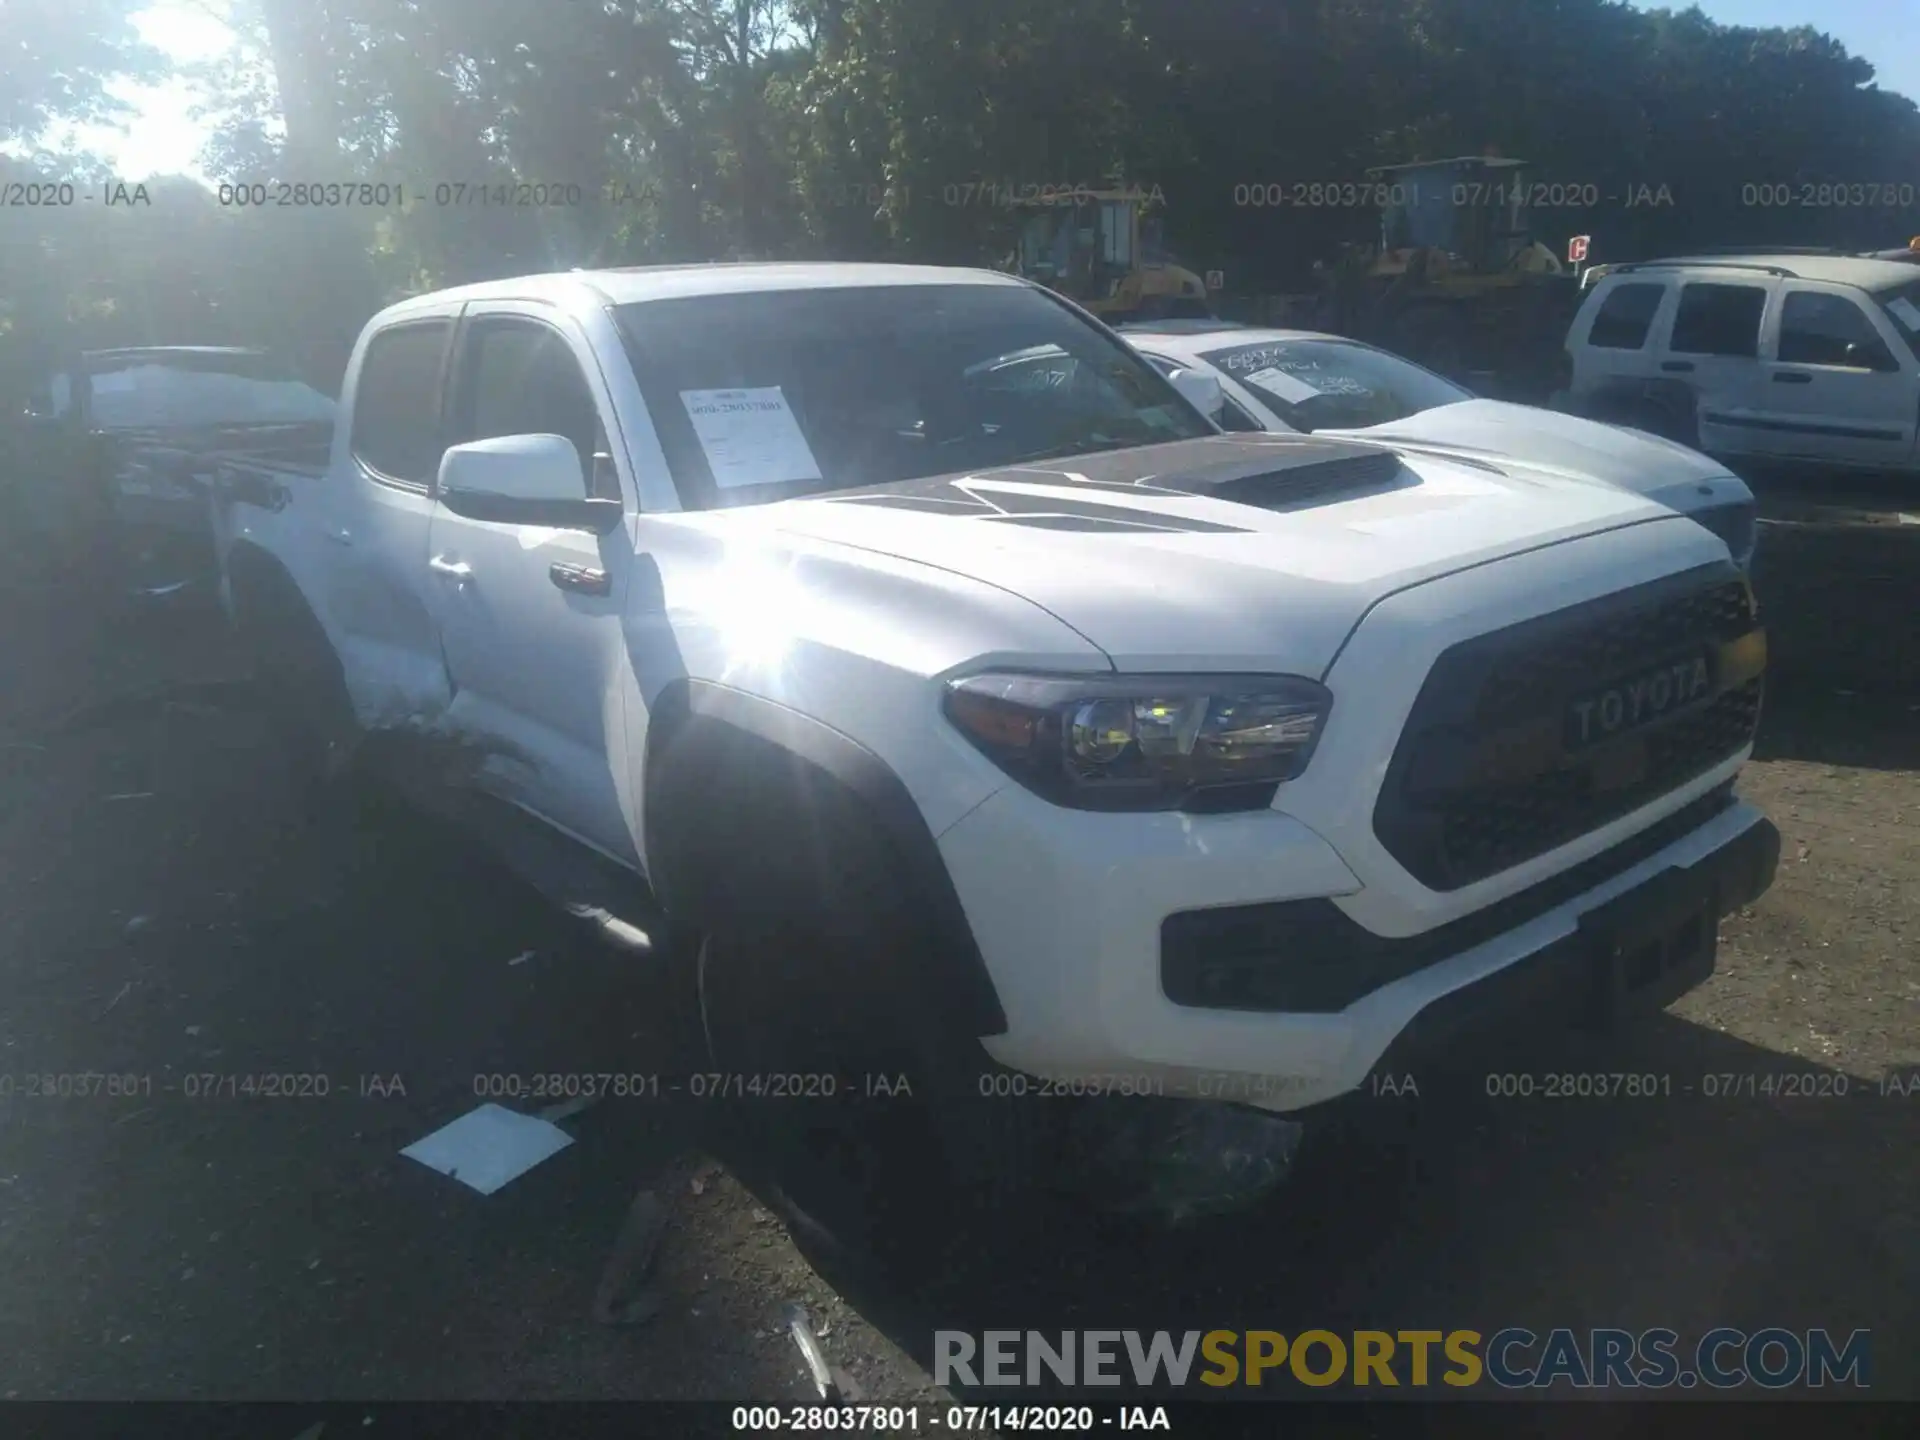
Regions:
[[1375, 563, 1761, 891]]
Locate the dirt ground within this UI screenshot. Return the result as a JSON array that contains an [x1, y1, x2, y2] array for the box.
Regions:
[[0, 474, 1916, 1413]]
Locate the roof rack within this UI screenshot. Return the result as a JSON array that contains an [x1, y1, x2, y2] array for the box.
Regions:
[[1610, 259, 1798, 278], [1688, 245, 1854, 257]]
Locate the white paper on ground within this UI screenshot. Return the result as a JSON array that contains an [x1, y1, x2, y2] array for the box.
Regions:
[[1242, 366, 1323, 404], [399, 1103, 575, 1195], [679, 387, 823, 489], [1888, 297, 1920, 330]]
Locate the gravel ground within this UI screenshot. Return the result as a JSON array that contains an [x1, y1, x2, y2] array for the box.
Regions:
[[0, 478, 1916, 1409]]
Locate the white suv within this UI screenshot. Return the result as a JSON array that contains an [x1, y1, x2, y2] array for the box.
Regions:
[[1565, 254, 1920, 474]]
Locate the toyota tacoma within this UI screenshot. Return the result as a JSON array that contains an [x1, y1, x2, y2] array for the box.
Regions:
[[210, 262, 1779, 1235]]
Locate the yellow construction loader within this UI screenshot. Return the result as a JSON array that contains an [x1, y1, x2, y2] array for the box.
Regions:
[[1314, 155, 1583, 400], [1005, 187, 1215, 323]]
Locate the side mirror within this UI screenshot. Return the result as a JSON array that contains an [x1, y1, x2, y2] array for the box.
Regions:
[[1168, 367, 1225, 421], [436, 434, 622, 534], [1844, 341, 1898, 373]]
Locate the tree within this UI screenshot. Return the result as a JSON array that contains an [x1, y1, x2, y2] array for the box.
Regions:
[[0, 0, 163, 147]]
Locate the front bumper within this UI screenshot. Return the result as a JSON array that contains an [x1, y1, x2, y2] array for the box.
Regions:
[[1354, 806, 1776, 1082], [940, 780, 1775, 1114]]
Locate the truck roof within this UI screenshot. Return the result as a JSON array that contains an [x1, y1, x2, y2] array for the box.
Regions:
[[372, 262, 1025, 325]]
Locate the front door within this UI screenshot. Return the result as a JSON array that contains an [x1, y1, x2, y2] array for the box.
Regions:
[[1754, 282, 1920, 469], [423, 304, 639, 865]]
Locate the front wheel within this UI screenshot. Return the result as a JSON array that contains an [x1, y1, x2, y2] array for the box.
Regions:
[[671, 902, 1073, 1277]]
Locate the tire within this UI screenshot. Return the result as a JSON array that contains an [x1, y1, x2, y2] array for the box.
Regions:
[[664, 794, 1074, 1278]]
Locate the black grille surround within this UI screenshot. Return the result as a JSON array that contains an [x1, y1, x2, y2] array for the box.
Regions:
[[1373, 562, 1762, 892], [1162, 782, 1739, 1014]]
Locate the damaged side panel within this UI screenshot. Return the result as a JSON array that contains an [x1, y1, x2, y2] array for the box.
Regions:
[[213, 445, 454, 739]]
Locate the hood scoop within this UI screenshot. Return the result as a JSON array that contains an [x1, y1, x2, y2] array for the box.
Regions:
[[810, 433, 1410, 526], [1192, 444, 1407, 510]]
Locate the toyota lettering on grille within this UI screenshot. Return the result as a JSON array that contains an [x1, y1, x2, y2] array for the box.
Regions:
[[1566, 654, 1713, 749]]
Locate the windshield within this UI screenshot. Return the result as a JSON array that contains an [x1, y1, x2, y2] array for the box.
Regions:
[[85, 353, 336, 430], [1878, 280, 1920, 351], [614, 283, 1211, 508], [1198, 338, 1472, 431]]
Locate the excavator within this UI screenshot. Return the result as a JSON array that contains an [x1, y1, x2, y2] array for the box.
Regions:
[[1311, 155, 1582, 402], [1004, 187, 1216, 323]]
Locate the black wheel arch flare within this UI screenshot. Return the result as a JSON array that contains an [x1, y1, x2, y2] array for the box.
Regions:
[[641, 677, 1009, 1039]]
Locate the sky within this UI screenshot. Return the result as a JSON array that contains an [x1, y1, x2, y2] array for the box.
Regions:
[[41, 0, 1920, 183]]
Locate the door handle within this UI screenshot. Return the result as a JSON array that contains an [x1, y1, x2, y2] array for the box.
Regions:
[[324, 526, 353, 545], [1660, 361, 1694, 372], [428, 554, 472, 584], [549, 562, 610, 596], [1772, 371, 1812, 384]]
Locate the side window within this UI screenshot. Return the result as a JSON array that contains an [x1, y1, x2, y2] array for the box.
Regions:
[[350, 321, 451, 484], [449, 318, 607, 496], [1218, 398, 1266, 433], [1778, 292, 1897, 371], [1586, 283, 1666, 350], [1669, 283, 1767, 358]]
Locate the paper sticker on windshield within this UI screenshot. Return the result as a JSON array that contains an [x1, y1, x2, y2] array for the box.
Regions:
[[1243, 367, 1324, 404], [680, 387, 823, 489], [1889, 297, 1920, 329], [1316, 376, 1374, 397]]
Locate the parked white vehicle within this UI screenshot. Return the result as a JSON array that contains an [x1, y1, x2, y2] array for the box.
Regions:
[[1120, 320, 1758, 571], [1564, 253, 1920, 475], [212, 263, 1778, 1235]]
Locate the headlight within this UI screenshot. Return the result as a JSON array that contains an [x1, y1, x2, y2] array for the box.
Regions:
[[1691, 499, 1757, 567], [942, 672, 1332, 812]]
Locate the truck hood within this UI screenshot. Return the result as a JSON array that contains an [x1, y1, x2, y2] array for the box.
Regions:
[[1320, 398, 1749, 511], [749, 432, 1689, 675]]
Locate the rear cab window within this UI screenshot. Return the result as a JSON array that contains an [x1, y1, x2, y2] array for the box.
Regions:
[[350, 320, 453, 485]]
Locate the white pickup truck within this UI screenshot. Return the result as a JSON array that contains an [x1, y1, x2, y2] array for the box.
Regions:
[[213, 262, 1778, 1234]]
